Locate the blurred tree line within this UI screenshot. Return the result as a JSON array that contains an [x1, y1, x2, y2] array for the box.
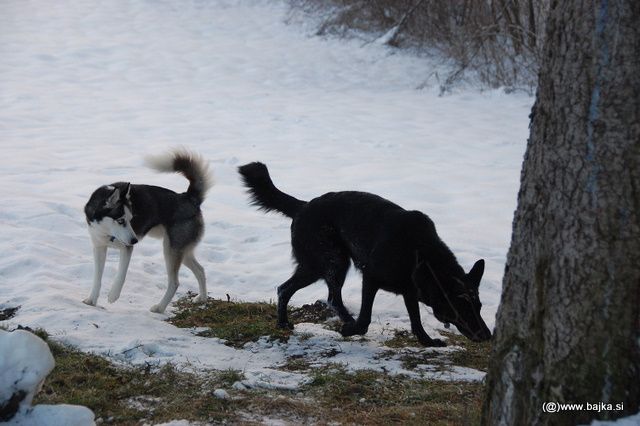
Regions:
[[289, 0, 548, 93]]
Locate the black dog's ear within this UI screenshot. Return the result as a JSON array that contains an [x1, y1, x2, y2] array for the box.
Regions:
[[467, 259, 485, 288]]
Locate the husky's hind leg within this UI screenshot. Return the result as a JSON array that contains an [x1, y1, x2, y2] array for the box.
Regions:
[[83, 245, 107, 306], [150, 238, 183, 313], [108, 245, 133, 303], [183, 252, 207, 302]]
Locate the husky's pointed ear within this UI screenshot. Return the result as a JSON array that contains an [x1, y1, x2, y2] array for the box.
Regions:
[[105, 187, 121, 209], [124, 183, 132, 201], [467, 259, 485, 288]]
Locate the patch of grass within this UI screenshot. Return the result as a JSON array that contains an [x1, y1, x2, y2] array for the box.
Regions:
[[390, 350, 450, 371], [304, 365, 482, 425], [384, 329, 491, 372], [35, 339, 243, 425], [279, 355, 313, 372], [35, 340, 482, 425], [289, 300, 335, 323], [168, 295, 341, 348], [439, 331, 491, 372], [168, 295, 291, 348], [11, 324, 50, 341], [232, 365, 482, 425], [385, 329, 421, 348], [216, 368, 245, 387]]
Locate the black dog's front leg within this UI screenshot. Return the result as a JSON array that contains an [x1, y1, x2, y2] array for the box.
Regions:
[[341, 278, 378, 337], [402, 292, 446, 347]]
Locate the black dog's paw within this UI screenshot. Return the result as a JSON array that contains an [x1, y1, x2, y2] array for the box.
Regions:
[[340, 322, 366, 337], [276, 321, 294, 330], [342, 315, 356, 324], [423, 338, 446, 347]]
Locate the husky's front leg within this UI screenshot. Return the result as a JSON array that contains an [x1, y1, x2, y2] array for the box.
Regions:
[[107, 245, 133, 303], [83, 245, 107, 306]]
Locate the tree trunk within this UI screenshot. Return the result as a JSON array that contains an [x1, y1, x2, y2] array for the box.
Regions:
[[526, 0, 537, 51], [482, 1, 640, 425]]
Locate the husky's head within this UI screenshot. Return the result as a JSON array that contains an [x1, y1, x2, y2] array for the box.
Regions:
[[85, 183, 138, 247], [413, 256, 491, 342]]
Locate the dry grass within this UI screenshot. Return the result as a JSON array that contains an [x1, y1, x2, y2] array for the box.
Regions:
[[385, 329, 491, 372], [311, 369, 482, 425], [168, 295, 292, 348], [32, 330, 242, 425]]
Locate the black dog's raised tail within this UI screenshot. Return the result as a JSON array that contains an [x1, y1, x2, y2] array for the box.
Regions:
[[238, 162, 306, 218], [145, 148, 214, 206]]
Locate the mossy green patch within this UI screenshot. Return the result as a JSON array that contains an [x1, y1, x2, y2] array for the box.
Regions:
[[168, 295, 291, 348]]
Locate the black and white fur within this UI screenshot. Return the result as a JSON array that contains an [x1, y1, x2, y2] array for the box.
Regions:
[[238, 162, 491, 346], [83, 149, 213, 313]]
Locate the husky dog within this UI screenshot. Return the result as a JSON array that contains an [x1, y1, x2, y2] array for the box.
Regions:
[[238, 162, 491, 346], [83, 149, 213, 313]]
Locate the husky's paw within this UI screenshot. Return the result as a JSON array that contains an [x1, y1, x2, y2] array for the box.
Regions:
[[150, 304, 166, 314], [195, 294, 207, 303], [107, 292, 120, 304], [82, 298, 96, 306]]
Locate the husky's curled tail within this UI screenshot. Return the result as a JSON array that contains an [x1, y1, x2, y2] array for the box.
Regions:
[[146, 149, 214, 206], [238, 162, 306, 218]]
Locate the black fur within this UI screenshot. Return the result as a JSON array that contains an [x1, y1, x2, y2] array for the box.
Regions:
[[238, 162, 305, 217], [238, 162, 491, 346]]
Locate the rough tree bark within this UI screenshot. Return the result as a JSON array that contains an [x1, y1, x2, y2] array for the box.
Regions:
[[482, 1, 640, 425]]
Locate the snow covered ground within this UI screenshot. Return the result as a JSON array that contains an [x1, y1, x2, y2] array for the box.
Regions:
[[0, 0, 532, 388]]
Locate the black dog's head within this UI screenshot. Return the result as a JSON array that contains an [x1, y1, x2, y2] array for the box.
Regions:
[[413, 256, 491, 342]]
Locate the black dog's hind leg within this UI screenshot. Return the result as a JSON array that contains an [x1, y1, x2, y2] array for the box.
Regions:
[[341, 275, 378, 337], [277, 266, 319, 329], [402, 291, 446, 347], [324, 257, 355, 324], [328, 286, 354, 324]]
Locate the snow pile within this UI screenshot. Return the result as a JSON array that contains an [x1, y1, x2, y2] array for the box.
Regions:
[[0, 329, 95, 426]]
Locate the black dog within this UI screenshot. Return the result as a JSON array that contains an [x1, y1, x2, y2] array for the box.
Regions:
[[238, 162, 491, 346]]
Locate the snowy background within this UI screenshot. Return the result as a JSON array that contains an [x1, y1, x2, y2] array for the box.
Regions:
[[0, 0, 532, 386]]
